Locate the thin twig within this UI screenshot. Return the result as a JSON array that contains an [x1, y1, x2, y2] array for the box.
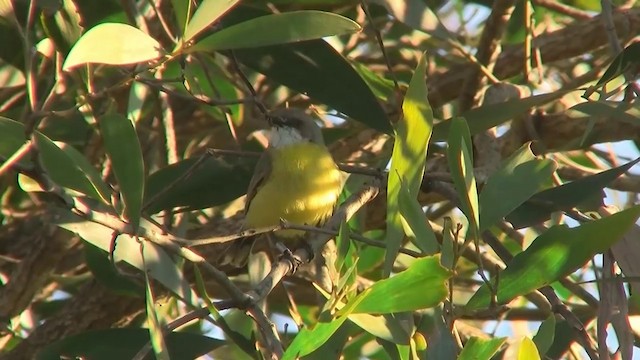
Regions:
[[533, 0, 593, 19]]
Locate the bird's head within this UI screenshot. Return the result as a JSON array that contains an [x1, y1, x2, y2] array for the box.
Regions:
[[267, 108, 325, 148]]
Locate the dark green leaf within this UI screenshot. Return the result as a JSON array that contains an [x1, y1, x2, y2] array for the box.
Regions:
[[353, 255, 451, 314], [84, 242, 143, 297], [506, 157, 640, 229], [458, 336, 507, 360], [36, 328, 224, 360], [385, 53, 432, 274], [466, 205, 640, 310], [144, 156, 254, 214], [479, 143, 556, 231], [225, 6, 390, 134], [0, 117, 30, 167], [188, 11, 360, 52], [398, 181, 439, 254], [594, 42, 640, 89], [532, 315, 556, 356], [100, 113, 144, 230]]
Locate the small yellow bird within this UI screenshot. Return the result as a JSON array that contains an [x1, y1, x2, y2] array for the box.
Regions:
[[224, 108, 344, 266], [244, 109, 343, 236]]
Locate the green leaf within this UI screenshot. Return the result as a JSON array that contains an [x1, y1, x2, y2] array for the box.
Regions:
[[385, 53, 433, 274], [36, 328, 223, 360], [569, 101, 640, 125], [144, 156, 254, 214], [447, 117, 479, 234], [53, 209, 197, 305], [518, 336, 541, 360], [478, 143, 556, 231], [100, 113, 144, 230], [398, 180, 439, 254], [0, 59, 26, 88], [189, 11, 360, 52], [63, 23, 163, 70], [282, 293, 366, 360], [225, 6, 390, 134], [594, 42, 640, 89], [170, 0, 191, 36], [84, 242, 143, 297], [432, 91, 571, 141], [35, 134, 110, 204], [182, 0, 240, 43], [507, 157, 640, 229], [143, 253, 170, 360], [532, 315, 556, 356], [0, 117, 31, 167], [348, 313, 413, 344], [458, 336, 507, 360], [353, 255, 450, 314], [466, 205, 640, 310]]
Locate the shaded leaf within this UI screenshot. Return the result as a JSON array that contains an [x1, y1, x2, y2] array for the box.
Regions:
[[398, 181, 439, 254], [225, 6, 390, 133], [479, 143, 556, 231], [507, 157, 640, 229], [36, 328, 223, 360], [353, 255, 450, 314], [466, 205, 640, 310], [447, 117, 479, 234], [144, 156, 254, 214], [385, 53, 432, 274], [188, 11, 360, 52], [63, 23, 163, 70], [570, 101, 640, 125], [458, 336, 507, 360], [0, 117, 30, 167], [84, 242, 143, 297], [532, 315, 556, 356], [99, 113, 144, 230], [594, 42, 640, 89]]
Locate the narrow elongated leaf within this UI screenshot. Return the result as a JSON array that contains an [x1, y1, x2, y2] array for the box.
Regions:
[[532, 315, 556, 356], [100, 113, 144, 230], [36, 328, 223, 360], [84, 243, 143, 297], [385, 53, 432, 274], [353, 255, 451, 314], [182, 0, 240, 42], [507, 157, 640, 229], [53, 209, 196, 305], [398, 181, 439, 254], [447, 117, 479, 234], [570, 101, 640, 125], [432, 91, 571, 141], [594, 42, 640, 88], [63, 23, 163, 70], [144, 256, 169, 360], [283, 294, 366, 360], [0, 117, 28, 166], [144, 156, 254, 214], [458, 336, 507, 360], [188, 11, 360, 52], [466, 205, 640, 310], [479, 143, 556, 231], [225, 6, 390, 133]]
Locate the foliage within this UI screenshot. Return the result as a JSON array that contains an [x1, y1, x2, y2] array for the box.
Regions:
[[1, 0, 640, 359]]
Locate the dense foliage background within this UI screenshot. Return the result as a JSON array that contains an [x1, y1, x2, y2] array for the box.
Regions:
[[1, 0, 640, 359]]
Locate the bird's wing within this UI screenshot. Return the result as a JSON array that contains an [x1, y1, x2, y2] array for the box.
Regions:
[[244, 150, 273, 214]]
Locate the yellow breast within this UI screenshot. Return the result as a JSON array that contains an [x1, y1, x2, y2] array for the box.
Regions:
[[244, 143, 343, 238]]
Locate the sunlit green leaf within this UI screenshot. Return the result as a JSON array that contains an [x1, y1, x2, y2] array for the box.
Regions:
[[479, 143, 556, 231], [182, 0, 240, 42], [466, 205, 640, 310], [447, 117, 479, 234], [386, 53, 432, 274], [353, 255, 450, 314], [458, 336, 507, 360], [398, 181, 439, 254], [63, 23, 163, 70]]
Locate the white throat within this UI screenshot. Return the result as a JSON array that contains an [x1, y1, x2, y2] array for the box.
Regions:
[[269, 126, 306, 148]]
